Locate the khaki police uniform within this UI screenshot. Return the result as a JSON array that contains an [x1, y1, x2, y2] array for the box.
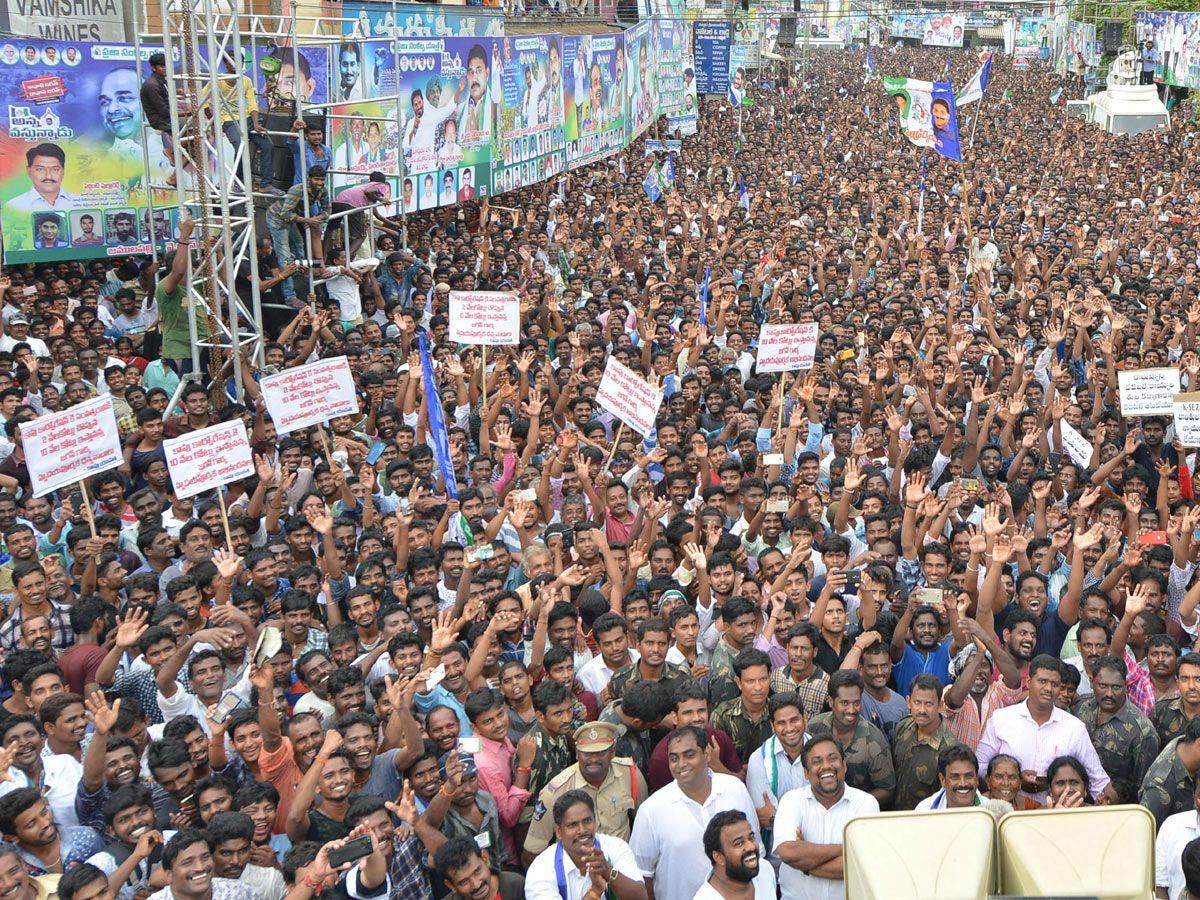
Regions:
[[523, 721, 648, 856]]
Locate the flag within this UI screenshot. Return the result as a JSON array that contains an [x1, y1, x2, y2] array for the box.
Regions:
[[866, 47, 874, 74], [738, 175, 749, 212], [418, 333, 458, 500], [658, 152, 676, 193], [644, 140, 665, 157], [883, 75, 962, 162], [742, 94, 755, 108], [698, 265, 711, 327], [916, 156, 926, 234], [1049, 87, 1063, 104], [957, 53, 993, 107], [643, 162, 662, 202]]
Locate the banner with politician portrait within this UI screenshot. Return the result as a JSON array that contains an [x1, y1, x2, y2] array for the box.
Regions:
[[490, 34, 565, 198], [624, 20, 659, 141], [922, 13, 965, 47], [0, 40, 177, 264], [562, 33, 625, 171], [253, 45, 330, 116], [660, 21, 697, 137], [342, 2, 504, 39], [883, 76, 961, 162]]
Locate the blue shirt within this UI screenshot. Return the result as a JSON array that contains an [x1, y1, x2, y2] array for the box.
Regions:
[[290, 138, 333, 186], [892, 636, 953, 696]]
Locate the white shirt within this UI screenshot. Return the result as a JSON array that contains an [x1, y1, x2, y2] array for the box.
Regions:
[[771, 784, 879, 900], [693, 866, 777, 900], [526, 833, 643, 900], [1157, 809, 1200, 899], [629, 773, 762, 900], [6, 187, 82, 211], [746, 735, 810, 813], [0, 753, 83, 828], [157, 686, 213, 734], [325, 270, 362, 322], [914, 788, 986, 811], [0, 334, 50, 357], [576, 649, 640, 696]]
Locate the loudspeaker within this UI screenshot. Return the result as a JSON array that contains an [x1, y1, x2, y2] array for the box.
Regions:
[[1103, 20, 1123, 54], [778, 14, 796, 46]]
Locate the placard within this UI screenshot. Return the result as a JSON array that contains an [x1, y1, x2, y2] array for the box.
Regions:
[[163, 420, 255, 499], [756, 323, 818, 373], [20, 395, 122, 498], [448, 291, 520, 345], [1174, 392, 1200, 447], [260, 356, 360, 435], [1117, 367, 1181, 416], [1051, 419, 1095, 468], [595, 357, 663, 435]]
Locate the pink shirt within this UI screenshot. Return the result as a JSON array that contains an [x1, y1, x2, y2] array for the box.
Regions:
[[473, 734, 529, 864], [334, 181, 391, 207]]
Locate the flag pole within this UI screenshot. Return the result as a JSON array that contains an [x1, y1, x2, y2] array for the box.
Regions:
[[969, 94, 985, 149]]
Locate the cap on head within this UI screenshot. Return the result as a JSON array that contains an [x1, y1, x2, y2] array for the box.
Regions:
[[573, 721, 617, 752]]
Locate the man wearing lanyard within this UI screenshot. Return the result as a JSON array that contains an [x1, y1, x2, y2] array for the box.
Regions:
[[525, 791, 646, 900]]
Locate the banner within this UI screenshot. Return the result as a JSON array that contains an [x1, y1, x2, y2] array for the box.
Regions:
[[1136, 12, 1200, 88], [891, 14, 928, 40], [0, 41, 178, 264], [254, 45, 330, 118], [1118, 368, 1181, 417], [595, 358, 663, 435], [448, 291, 520, 345], [21, 395, 122, 498], [923, 13, 965, 47], [731, 8, 762, 69], [883, 76, 961, 162], [1014, 17, 1051, 66], [328, 39, 397, 192], [163, 420, 255, 499], [562, 33, 625, 171], [756, 323, 818, 373], [342, 3, 504, 39], [260, 356, 361, 435], [491, 34, 565, 198], [624, 20, 659, 141], [660, 21, 697, 137], [694, 21, 731, 95], [727, 42, 749, 106], [1174, 393, 1200, 447]]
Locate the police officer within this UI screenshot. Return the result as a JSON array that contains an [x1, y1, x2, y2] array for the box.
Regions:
[[522, 721, 648, 863]]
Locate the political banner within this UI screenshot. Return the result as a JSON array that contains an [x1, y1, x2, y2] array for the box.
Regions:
[[1136, 12, 1200, 88], [731, 8, 762, 69], [830, 16, 868, 44], [595, 357, 663, 436], [756, 323, 818, 373], [1058, 20, 1099, 75], [342, 2, 504, 39], [1174, 392, 1200, 447], [883, 76, 961, 162], [1052, 420, 1095, 468], [923, 13, 965, 47], [1014, 17, 1051, 66], [1118, 367, 1181, 417], [662, 23, 697, 137], [693, 21, 731, 95], [562, 33, 625, 171], [253, 45, 330, 117], [728, 42, 749, 106], [624, 20, 659, 141], [0, 40, 178, 265], [891, 14, 928, 40], [260, 356, 361, 435], [753, 3, 788, 56], [448, 291, 520, 345], [21, 395, 122, 498], [491, 34, 565, 198], [163, 420, 255, 499]]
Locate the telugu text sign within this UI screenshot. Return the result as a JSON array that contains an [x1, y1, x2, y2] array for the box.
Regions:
[[163, 421, 255, 499], [21, 395, 122, 498], [595, 358, 663, 435], [448, 291, 520, 345], [260, 356, 360, 435], [1174, 392, 1200, 447], [1118, 367, 1180, 417], [756, 323, 818, 373]]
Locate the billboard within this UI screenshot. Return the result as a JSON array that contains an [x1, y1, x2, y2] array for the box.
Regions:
[[891, 14, 928, 40], [694, 21, 731, 95], [0, 40, 178, 264], [562, 33, 625, 171], [923, 13, 965, 47], [491, 34, 565, 198], [624, 19, 659, 141], [660, 21, 697, 137], [1136, 11, 1200, 88], [342, 2, 504, 39]]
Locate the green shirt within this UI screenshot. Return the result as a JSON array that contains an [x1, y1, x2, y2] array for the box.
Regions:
[[156, 278, 209, 362]]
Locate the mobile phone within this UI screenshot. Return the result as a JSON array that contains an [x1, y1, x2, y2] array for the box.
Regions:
[[519, 488, 538, 502], [912, 587, 945, 607], [326, 835, 374, 869], [253, 625, 283, 668], [211, 693, 243, 724], [365, 442, 385, 466], [1139, 530, 1168, 545], [835, 569, 861, 591], [960, 477, 980, 491], [762, 453, 784, 466], [457, 736, 483, 754], [425, 663, 447, 692], [767, 500, 790, 513]]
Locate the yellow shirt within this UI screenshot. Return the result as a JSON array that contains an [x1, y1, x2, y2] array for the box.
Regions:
[[217, 75, 258, 123]]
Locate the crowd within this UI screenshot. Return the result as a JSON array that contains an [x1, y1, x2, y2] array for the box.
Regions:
[[0, 39, 1196, 900]]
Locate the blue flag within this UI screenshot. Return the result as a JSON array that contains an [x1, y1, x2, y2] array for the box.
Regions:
[[738, 175, 749, 212], [958, 54, 992, 106], [916, 155, 927, 234], [643, 163, 662, 202], [931, 80, 962, 162], [419, 333, 458, 500], [659, 152, 676, 191], [866, 47, 874, 74], [698, 265, 711, 327]]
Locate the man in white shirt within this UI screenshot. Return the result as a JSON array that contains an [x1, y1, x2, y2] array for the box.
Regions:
[[525, 790, 646, 900], [773, 735, 879, 900], [576, 612, 638, 697], [629, 725, 761, 900], [696, 810, 776, 900], [1157, 780, 1200, 900], [914, 745, 991, 811], [746, 694, 809, 840]]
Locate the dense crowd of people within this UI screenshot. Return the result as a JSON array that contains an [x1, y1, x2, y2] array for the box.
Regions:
[[0, 38, 1195, 900]]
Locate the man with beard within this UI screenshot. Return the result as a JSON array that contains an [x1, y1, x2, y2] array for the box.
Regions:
[[518, 680, 575, 825], [806, 671, 895, 808], [146, 740, 198, 831], [434, 837, 522, 900], [890, 674, 965, 810], [292, 651, 335, 726], [942, 618, 1025, 752], [773, 736, 879, 900], [746, 694, 809, 840], [525, 791, 646, 900], [629, 726, 759, 900], [697, 810, 775, 900], [1075, 655, 1160, 805], [608, 618, 691, 702], [147, 830, 257, 900], [0, 714, 83, 829], [0, 788, 105, 875], [40, 692, 88, 759]]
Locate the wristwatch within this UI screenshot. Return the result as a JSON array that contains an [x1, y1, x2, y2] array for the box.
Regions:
[[607, 865, 619, 885]]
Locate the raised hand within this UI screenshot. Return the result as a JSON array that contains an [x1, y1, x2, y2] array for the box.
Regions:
[[85, 691, 121, 735]]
